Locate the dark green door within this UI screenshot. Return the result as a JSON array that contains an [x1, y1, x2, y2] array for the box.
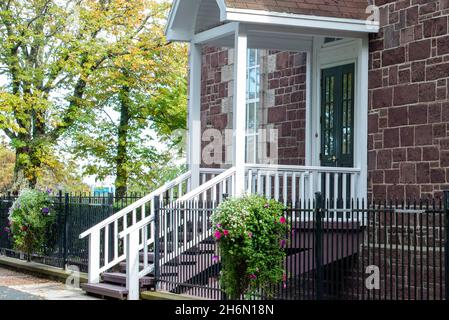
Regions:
[[320, 64, 355, 203], [320, 63, 355, 168]]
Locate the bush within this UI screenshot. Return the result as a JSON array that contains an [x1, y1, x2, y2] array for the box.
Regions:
[[211, 194, 289, 299], [5, 189, 55, 261]]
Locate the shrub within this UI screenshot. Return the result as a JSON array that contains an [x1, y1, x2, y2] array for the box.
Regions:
[[6, 189, 55, 261], [211, 194, 289, 299]]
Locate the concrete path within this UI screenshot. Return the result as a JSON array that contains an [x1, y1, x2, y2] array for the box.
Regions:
[[0, 266, 100, 300]]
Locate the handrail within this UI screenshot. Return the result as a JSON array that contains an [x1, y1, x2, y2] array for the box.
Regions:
[[79, 171, 191, 239], [245, 163, 361, 174], [177, 167, 236, 202], [118, 214, 154, 239]]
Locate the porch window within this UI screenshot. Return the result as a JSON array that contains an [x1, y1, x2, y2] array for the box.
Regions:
[[245, 48, 260, 163]]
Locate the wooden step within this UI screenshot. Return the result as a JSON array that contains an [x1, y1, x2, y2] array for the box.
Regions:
[[102, 272, 155, 288], [81, 282, 128, 300], [139, 252, 155, 263]]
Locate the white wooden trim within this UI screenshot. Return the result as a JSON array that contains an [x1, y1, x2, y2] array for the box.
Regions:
[[192, 22, 238, 44], [188, 44, 202, 189], [224, 8, 379, 34], [310, 37, 368, 201], [356, 37, 369, 201], [233, 23, 247, 195], [305, 50, 312, 166]]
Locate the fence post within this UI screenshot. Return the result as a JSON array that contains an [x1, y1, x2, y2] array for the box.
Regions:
[[153, 195, 161, 290], [315, 192, 324, 300], [444, 190, 449, 300], [63, 193, 69, 269]]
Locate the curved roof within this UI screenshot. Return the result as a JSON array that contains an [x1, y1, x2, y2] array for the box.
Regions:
[[225, 0, 372, 21]]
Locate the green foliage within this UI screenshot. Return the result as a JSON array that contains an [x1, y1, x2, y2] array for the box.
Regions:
[[6, 189, 56, 260], [0, 0, 187, 190], [211, 195, 289, 299]]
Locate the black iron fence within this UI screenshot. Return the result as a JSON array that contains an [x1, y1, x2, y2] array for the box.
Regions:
[[153, 192, 448, 300], [0, 192, 142, 272]]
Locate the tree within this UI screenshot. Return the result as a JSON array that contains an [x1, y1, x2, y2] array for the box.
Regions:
[[68, 1, 188, 197], [0, 141, 90, 194], [0, 0, 185, 191], [0, 141, 15, 192]]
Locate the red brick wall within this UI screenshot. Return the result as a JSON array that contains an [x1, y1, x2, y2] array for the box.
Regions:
[[200, 47, 307, 167], [200, 46, 232, 168], [267, 51, 307, 166], [368, 0, 449, 200]]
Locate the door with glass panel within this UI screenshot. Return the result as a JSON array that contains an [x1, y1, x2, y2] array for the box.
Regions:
[[320, 64, 355, 203]]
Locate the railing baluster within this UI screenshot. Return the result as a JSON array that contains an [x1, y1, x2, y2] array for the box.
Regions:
[[266, 172, 271, 199], [274, 172, 280, 201], [342, 173, 347, 210], [283, 172, 288, 204], [104, 224, 109, 266], [248, 169, 253, 193], [257, 170, 262, 195], [114, 220, 118, 260], [333, 173, 338, 210], [292, 172, 297, 206]]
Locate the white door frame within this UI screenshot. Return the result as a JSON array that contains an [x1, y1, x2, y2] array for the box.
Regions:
[[309, 36, 369, 200]]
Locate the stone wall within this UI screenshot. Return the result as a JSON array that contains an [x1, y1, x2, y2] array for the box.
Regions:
[[368, 0, 449, 200], [199, 47, 307, 168]]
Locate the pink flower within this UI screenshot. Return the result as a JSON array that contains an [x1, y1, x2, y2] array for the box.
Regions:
[[283, 273, 287, 281], [283, 283, 287, 289], [280, 239, 286, 247], [216, 223, 222, 228], [279, 216, 286, 224], [214, 230, 222, 240], [249, 274, 257, 280], [223, 229, 229, 236], [248, 232, 253, 238], [212, 255, 219, 262]]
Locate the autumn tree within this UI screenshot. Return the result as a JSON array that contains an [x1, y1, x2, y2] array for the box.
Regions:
[[0, 0, 186, 192], [68, 1, 187, 197]]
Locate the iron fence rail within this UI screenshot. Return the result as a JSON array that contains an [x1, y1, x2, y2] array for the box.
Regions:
[[0, 192, 141, 272], [154, 193, 448, 300]]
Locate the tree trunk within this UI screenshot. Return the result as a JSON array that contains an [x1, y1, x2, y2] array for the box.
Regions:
[[13, 145, 35, 191], [115, 85, 131, 199]]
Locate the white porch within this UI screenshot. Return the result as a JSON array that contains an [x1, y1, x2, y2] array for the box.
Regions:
[[175, 13, 376, 203]]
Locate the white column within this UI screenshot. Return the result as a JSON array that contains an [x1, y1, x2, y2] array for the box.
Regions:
[[356, 37, 369, 202], [305, 50, 313, 166], [126, 231, 140, 300], [87, 230, 100, 284], [232, 24, 247, 196], [188, 43, 202, 189]]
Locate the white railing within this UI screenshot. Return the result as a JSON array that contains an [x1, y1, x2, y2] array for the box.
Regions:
[[80, 164, 363, 300], [79, 171, 192, 286], [117, 167, 236, 299], [245, 164, 361, 208]]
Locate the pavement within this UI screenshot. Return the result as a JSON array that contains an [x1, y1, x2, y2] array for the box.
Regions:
[[0, 266, 101, 300]]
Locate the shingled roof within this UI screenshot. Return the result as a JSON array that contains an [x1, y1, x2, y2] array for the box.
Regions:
[[224, 0, 372, 21]]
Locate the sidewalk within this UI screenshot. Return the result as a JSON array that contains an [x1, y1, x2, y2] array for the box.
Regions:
[[0, 266, 100, 300]]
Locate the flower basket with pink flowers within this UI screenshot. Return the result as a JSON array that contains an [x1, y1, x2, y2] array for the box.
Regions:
[[211, 194, 289, 299]]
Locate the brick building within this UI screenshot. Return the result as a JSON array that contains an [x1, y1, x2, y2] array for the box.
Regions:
[[192, 0, 449, 201]]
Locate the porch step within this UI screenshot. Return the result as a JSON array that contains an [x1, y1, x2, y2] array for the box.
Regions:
[[81, 282, 128, 300], [139, 252, 155, 263], [102, 272, 155, 288]]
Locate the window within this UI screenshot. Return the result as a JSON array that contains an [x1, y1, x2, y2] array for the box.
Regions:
[[246, 49, 260, 163]]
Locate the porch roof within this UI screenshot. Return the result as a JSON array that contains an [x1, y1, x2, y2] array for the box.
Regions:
[[165, 0, 378, 42], [224, 0, 371, 21]]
